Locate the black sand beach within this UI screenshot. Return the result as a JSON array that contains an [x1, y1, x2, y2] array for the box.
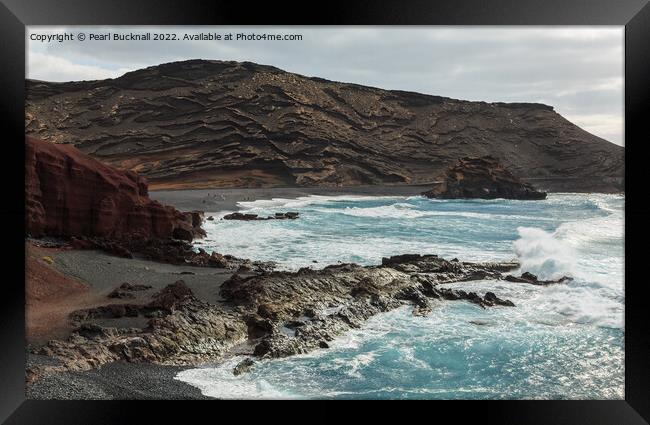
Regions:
[[27, 246, 244, 400], [27, 357, 211, 400]]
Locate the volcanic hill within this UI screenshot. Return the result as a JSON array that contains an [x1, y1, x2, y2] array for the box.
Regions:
[[25, 59, 624, 192]]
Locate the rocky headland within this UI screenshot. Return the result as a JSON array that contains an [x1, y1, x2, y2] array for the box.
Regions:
[[26, 59, 623, 192], [422, 156, 547, 200], [28, 252, 572, 385]]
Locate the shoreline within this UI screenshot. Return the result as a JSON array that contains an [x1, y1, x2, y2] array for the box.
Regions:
[[150, 184, 434, 212], [150, 185, 625, 213], [27, 357, 212, 400]]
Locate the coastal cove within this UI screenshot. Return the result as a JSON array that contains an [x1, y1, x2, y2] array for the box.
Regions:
[[164, 189, 623, 399], [26, 187, 624, 399], [21, 28, 629, 404]]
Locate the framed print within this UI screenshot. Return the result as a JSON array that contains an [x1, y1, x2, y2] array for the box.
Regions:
[[1, 0, 648, 423]]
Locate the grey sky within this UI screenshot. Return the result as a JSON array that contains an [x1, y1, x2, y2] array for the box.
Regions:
[[27, 26, 624, 145]]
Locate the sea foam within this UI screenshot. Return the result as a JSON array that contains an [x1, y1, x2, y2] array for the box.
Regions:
[[181, 193, 624, 398], [513, 226, 576, 280]]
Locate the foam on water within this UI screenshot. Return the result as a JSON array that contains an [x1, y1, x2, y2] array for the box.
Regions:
[[514, 227, 576, 280], [179, 193, 624, 399]]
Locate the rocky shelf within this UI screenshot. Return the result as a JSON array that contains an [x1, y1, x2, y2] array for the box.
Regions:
[[28, 253, 571, 380]]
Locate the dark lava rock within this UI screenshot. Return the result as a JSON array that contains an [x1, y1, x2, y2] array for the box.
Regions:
[[504, 272, 573, 286], [223, 212, 262, 221], [422, 156, 547, 200], [484, 291, 516, 307], [232, 358, 255, 376], [223, 211, 299, 221], [34, 254, 526, 378]]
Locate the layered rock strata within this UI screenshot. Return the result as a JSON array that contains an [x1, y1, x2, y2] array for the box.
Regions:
[[26, 59, 624, 192], [26, 136, 205, 241]]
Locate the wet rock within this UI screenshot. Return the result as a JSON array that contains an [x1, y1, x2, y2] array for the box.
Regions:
[[504, 272, 573, 286], [223, 212, 262, 221], [221, 256, 518, 359], [245, 315, 275, 339], [484, 291, 516, 307], [36, 254, 520, 377], [223, 212, 300, 221], [233, 358, 255, 376], [422, 156, 547, 200], [381, 254, 424, 266]]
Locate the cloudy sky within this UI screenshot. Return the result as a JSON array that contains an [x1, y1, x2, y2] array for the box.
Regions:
[[26, 26, 624, 145]]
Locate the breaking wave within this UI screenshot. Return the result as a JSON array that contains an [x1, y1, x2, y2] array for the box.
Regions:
[[514, 227, 576, 280], [184, 193, 624, 399]]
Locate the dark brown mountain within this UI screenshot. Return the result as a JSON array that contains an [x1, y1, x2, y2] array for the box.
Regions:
[[25, 59, 624, 192]]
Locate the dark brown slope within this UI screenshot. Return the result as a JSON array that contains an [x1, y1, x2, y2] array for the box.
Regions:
[[25, 59, 624, 192]]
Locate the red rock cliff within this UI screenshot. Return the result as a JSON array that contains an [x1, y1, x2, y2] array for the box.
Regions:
[[26, 136, 204, 241]]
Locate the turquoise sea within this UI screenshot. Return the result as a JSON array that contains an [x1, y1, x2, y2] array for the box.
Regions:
[[177, 193, 624, 399]]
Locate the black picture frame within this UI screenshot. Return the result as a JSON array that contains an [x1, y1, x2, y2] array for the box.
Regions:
[[1, 0, 648, 423]]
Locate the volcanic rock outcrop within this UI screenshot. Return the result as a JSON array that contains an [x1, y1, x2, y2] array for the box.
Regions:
[[222, 211, 299, 221], [30, 254, 532, 379], [26, 59, 623, 192], [26, 136, 205, 241], [504, 271, 573, 285], [422, 156, 547, 200]]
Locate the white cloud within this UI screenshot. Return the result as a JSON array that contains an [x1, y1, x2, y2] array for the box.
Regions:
[[564, 113, 625, 145], [27, 52, 130, 81]]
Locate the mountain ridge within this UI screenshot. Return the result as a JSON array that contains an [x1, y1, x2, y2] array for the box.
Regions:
[[25, 59, 624, 192]]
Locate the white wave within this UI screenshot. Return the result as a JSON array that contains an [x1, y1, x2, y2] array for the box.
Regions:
[[340, 204, 550, 221], [340, 203, 430, 219], [237, 195, 405, 211], [175, 358, 300, 400], [339, 352, 378, 378], [555, 212, 624, 247], [513, 227, 576, 280]]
